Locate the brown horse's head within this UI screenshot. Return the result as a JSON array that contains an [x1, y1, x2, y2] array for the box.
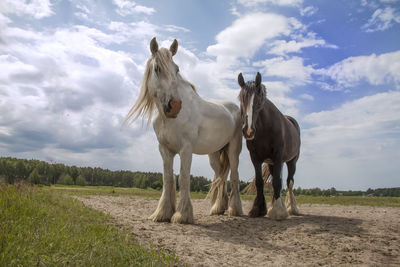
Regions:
[[238, 72, 266, 140]]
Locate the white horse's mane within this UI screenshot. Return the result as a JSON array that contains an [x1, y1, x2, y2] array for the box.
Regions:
[[124, 48, 196, 126]]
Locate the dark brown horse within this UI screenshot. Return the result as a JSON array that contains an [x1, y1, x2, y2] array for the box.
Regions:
[[238, 72, 301, 220]]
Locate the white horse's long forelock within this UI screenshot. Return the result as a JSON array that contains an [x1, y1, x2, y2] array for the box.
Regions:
[[123, 59, 155, 127]]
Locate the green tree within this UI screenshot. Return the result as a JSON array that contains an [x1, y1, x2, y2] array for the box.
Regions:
[[28, 168, 40, 184]]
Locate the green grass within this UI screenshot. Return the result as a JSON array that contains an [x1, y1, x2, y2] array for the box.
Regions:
[[0, 183, 178, 266], [294, 195, 400, 207], [53, 184, 208, 200], [53, 185, 400, 207]]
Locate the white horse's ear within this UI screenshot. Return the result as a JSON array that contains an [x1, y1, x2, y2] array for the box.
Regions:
[[170, 39, 178, 56], [255, 72, 262, 87], [238, 73, 245, 87], [150, 37, 158, 55]]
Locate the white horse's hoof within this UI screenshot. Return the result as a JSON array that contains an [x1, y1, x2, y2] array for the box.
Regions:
[[228, 193, 243, 216], [285, 193, 300, 215], [209, 195, 228, 215], [268, 197, 289, 220], [228, 206, 243, 216], [171, 211, 194, 224], [210, 203, 226, 215], [148, 207, 174, 222]]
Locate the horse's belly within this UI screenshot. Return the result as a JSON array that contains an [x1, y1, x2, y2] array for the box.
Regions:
[[192, 117, 236, 155], [192, 135, 229, 155]]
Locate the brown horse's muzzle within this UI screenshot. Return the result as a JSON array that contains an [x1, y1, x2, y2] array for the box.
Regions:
[[165, 98, 182, 118], [243, 127, 255, 140]]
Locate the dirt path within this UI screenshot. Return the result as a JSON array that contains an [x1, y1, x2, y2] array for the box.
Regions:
[[74, 196, 400, 266]]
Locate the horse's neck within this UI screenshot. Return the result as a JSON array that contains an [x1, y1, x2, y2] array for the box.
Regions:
[[259, 99, 283, 125], [177, 78, 200, 103]]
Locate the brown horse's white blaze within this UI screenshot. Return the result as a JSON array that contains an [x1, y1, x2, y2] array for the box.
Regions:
[[244, 93, 255, 140]]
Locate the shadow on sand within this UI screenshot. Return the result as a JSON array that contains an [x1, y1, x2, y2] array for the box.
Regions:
[[191, 211, 364, 250]]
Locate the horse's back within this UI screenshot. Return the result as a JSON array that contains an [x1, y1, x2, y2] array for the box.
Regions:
[[205, 99, 240, 114], [283, 115, 301, 160], [285, 115, 300, 135]]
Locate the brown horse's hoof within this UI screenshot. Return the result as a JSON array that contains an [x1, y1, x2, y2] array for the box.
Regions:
[[248, 205, 267, 217]]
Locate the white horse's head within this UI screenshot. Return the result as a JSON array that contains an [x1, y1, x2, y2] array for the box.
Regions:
[[147, 37, 182, 119], [124, 38, 191, 126]]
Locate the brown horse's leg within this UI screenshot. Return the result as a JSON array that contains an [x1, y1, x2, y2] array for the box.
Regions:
[[249, 161, 267, 217], [267, 162, 289, 220]]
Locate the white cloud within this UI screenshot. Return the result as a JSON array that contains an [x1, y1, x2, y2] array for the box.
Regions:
[[299, 91, 400, 189], [320, 50, 400, 88], [300, 6, 318, 17], [207, 13, 294, 66], [108, 21, 157, 43], [163, 25, 190, 33], [238, 0, 303, 7], [268, 32, 337, 56], [0, 20, 147, 161], [113, 0, 155, 16], [300, 93, 314, 101], [0, 0, 54, 19], [254, 56, 315, 85], [362, 7, 400, 32]]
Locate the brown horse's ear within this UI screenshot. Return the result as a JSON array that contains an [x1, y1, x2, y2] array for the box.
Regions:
[[170, 39, 178, 56], [238, 73, 245, 87], [150, 37, 158, 55], [255, 72, 262, 87]]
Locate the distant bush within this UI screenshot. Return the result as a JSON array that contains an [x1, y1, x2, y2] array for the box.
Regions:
[[57, 173, 74, 185], [75, 175, 87, 186]]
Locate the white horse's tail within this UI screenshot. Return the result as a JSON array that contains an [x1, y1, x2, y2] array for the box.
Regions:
[[206, 148, 230, 204]]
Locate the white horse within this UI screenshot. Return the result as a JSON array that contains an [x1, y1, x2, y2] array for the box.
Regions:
[[124, 38, 243, 224]]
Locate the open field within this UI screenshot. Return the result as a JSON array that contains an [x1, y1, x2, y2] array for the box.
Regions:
[[73, 193, 400, 266], [54, 184, 400, 207], [54, 185, 400, 266], [2, 184, 400, 266]]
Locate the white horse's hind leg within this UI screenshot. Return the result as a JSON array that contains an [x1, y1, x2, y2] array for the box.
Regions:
[[149, 144, 176, 222], [207, 151, 221, 207], [267, 197, 289, 220], [227, 134, 243, 216], [209, 151, 229, 215], [285, 180, 300, 215], [171, 146, 194, 224]]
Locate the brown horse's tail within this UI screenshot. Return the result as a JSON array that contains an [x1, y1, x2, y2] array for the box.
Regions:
[[206, 147, 230, 204]]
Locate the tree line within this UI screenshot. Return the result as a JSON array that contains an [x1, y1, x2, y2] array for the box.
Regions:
[[0, 157, 249, 192], [1, 157, 399, 196], [291, 187, 400, 197]]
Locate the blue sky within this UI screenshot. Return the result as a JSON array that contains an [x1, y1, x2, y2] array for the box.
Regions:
[[0, 0, 399, 190]]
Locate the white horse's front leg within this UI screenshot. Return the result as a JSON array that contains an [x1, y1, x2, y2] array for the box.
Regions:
[[171, 146, 194, 224], [149, 144, 176, 222]]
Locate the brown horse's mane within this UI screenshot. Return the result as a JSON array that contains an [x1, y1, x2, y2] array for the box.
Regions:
[[238, 81, 267, 118]]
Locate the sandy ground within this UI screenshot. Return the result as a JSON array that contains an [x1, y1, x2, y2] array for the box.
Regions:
[[73, 195, 400, 266]]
